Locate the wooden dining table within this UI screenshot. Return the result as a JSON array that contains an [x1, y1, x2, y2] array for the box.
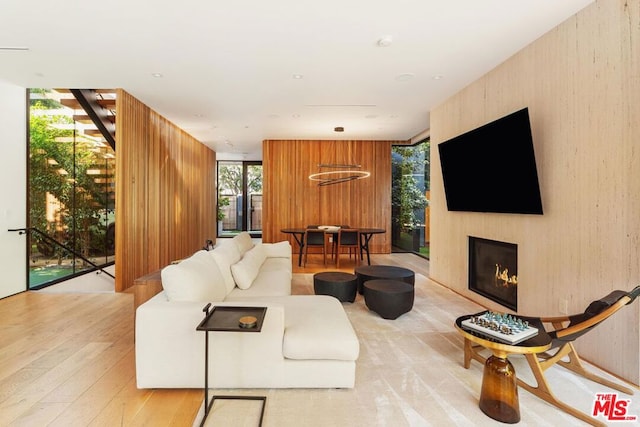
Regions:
[[280, 226, 385, 267]]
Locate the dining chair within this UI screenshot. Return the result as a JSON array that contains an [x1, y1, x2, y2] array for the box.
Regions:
[[303, 228, 327, 266], [328, 225, 349, 260], [335, 228, 360, 267]]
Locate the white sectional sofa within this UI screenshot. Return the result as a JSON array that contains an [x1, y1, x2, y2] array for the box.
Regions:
[[135, 232, 360, 389]]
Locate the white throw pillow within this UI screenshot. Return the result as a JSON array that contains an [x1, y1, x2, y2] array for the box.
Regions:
[[231, 244, 267, 289], [216, 239, 241, 264], [232, 232, 254, 256], [161, 250, 227, 302], [209, 247, 238, 295]]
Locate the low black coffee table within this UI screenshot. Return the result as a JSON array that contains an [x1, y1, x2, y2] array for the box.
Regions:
[[363, 279, 414, 319], [354, 265, 415, 294], [313, 271, 358, 303]]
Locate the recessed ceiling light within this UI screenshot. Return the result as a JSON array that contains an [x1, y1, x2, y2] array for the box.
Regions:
[[292, 74, 304, 79], [432, 75, 444, 80], [395, 73, 415, 82], [377, 36, 393, 47], [151, 73, 163, 78]]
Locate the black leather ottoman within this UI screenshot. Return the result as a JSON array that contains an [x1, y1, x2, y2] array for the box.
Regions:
[[354, 265, 415, 294], [363, 279, 414, 319], [313, 271, 358, 303]]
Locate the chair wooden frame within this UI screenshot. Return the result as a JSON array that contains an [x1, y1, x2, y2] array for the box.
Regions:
[[464, 286, 640, 427]]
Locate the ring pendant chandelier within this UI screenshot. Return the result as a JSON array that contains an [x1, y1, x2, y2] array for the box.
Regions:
[[308, 164, 371, 186]]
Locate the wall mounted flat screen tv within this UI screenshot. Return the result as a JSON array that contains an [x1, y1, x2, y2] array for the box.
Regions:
[[437, 107, 543, 214]]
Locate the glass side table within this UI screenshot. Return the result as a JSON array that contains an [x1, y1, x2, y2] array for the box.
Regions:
[[196, 303, 268, 427], [455, 312, 551, 424]]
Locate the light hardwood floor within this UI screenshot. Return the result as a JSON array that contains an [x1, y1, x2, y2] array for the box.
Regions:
[[0, 253, 419, 426], [1, 253, 636, 426]]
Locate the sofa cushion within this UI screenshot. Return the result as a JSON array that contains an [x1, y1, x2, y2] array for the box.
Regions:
[[161, 250, 227, 302], [262, 241, 292, 258], [231, 244, 267, 289], [217, 239, 242, 264], [209, 246, 239, 295], [259, 257, 292, 279], [232, 232, 254, 256], [226, 270, 292, 299], [280, 296, 360, 361]]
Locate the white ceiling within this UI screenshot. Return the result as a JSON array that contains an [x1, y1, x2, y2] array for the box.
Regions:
[[0, 0, 594, 160]]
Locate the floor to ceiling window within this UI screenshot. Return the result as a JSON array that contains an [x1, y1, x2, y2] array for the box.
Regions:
[[28, 89, 115, 288], [217, 161, 263, 237], [391, 139, 430, 257]]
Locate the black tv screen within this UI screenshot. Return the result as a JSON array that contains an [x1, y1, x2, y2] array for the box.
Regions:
[[437, 108, 543, 214]]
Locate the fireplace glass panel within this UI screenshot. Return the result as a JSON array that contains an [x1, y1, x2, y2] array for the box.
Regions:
[[469, 236, 518, 311]]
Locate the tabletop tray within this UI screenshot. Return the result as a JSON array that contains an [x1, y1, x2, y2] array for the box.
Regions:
[[196, 306, 267, 332]]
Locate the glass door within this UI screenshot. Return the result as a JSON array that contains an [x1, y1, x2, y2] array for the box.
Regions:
[[246, 163, 263, 234], [391, 139, 430, 257], [28, 88, 116, 289], [217, 161, 262, 237]]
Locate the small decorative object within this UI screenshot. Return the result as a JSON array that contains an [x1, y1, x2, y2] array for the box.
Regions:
[[239, 315, 258, 329], [463, 311, 537, 344]]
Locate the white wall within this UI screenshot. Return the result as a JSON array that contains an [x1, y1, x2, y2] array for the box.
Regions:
[[0, 80, 27, 298]]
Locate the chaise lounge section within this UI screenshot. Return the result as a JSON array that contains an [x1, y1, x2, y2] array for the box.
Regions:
[[135, 232, 360, 389]]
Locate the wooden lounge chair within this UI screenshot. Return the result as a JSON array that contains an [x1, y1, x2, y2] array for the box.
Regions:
[[465, 285, 640, 426]]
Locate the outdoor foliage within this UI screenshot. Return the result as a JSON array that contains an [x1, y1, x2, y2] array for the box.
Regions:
[[29, 92, 115, 264], [392, 142, 429, 233], [217, 162, 262, 229], [218, 162, 263, 195], [217, 196, 230, 221]]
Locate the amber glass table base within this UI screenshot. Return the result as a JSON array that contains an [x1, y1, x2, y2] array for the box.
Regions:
[[479, 355, 520, 423]]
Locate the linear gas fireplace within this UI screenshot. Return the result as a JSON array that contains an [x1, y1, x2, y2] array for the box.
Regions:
[[468, 236, 518, 311]]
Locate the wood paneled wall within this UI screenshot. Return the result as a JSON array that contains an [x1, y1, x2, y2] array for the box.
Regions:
[[262, 140, 397, 254], [114, 90, 216, 292], [430, 0, 640, 384]]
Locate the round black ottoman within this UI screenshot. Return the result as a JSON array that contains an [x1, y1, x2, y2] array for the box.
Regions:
[[313, 271, 358, 303], [354, 265, 415, 294], [363, 279, 414, 319]]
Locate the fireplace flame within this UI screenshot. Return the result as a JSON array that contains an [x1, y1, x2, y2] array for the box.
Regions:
[[495, 264, 517, 287]]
